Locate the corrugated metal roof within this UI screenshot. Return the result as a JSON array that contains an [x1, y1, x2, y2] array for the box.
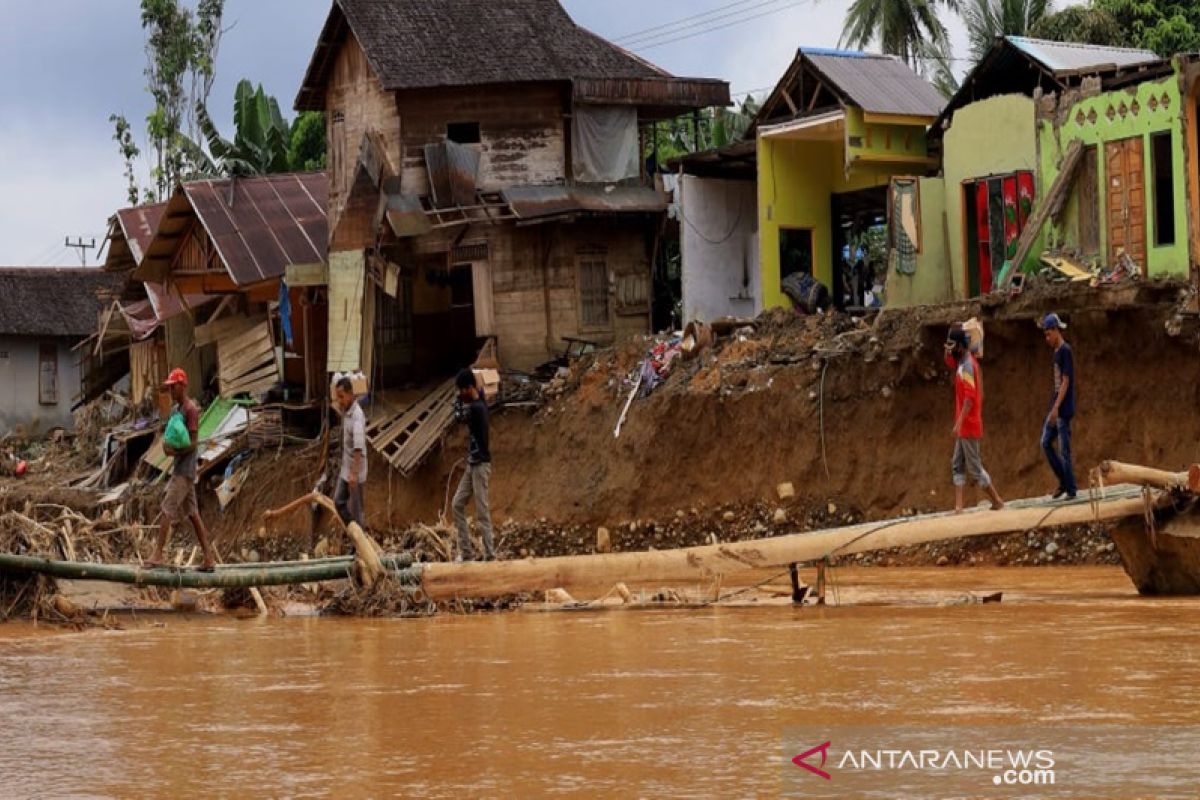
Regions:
[[183, 173, 328, 286], [115, 203, 167, 266], [1006, 36, 1159, 74], [503, 185, 667, 219], [804, 49, 944, 118]]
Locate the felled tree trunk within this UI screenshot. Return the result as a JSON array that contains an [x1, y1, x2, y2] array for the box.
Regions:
[[419, 488, 1156, 601]]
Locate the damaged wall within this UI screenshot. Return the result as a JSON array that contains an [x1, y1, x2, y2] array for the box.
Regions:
[[679, 176, 760, 322], [389, 218, 653, 375], [396, 83, 567, 197], [489, 220, 652, 370], [325, 32, 403, 222], [942, 94, 1039, 297], [1039, 73, 1189, 277]]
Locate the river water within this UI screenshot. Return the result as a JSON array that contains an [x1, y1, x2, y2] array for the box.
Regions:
[[2, 567, 1199, 798]]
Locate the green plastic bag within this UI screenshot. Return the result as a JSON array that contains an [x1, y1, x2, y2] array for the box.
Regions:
[[164, 411, 191, 451]]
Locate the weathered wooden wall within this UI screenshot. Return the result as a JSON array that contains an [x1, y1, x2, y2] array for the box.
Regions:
[[488, 220, 652, 370], [325, 32, 402, 221], [396, 84, 567, 196]]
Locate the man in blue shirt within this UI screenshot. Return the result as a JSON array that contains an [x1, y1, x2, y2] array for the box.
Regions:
[[1041, 313, 1077, 500]]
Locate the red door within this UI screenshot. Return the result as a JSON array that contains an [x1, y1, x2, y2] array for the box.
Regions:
[[975, 181, 992, 293]]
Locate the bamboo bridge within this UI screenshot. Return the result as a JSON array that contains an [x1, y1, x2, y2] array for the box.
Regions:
[[3, 462, 1189, 603]]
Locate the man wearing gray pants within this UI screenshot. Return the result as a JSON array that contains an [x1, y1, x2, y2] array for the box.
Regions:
[[452, 368, 495, 562]]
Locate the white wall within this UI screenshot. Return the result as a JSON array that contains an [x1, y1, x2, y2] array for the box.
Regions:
[[680, 175, 760, 323], [0, 337, 82, 437]]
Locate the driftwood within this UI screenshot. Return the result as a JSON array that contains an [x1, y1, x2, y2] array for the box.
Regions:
[[1097, 460, 1195, 491], [263, 492, 386, 585], [418, 487, 1158, 601]]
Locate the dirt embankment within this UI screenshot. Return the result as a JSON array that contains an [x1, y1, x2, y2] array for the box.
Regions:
[[380, 280, 1198, 534]]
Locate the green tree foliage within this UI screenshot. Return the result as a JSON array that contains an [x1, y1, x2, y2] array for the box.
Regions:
[[839, 0, 957, 69], [647, 96, 761, 165], [1027, 5, 1124, 45], [288, 112, 327, 172], [183, 80, 291, 177], [963, 0, 1052, 62], [1093, 0, 1200, 56], [1028, 1, 1200, 56], [110, 0, 225, 204]]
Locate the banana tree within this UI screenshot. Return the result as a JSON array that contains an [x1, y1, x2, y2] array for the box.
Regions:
[[182, 79, 291, 177]]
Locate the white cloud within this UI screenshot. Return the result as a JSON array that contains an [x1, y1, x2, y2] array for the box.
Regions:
[[0, 0, 974, 263]]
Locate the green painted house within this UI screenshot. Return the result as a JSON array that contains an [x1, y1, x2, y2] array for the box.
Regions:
[[891, 37, 1192, 308]]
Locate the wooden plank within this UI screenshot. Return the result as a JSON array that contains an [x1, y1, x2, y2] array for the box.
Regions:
[[195, 313, 263, 348], [368, 379, 454, 448], [328, 250, 365, 372], [366, 382, 456, 475], [998, 139, 1084, 288], [222, 363, 279, 395], [286, 262, 329, 287]]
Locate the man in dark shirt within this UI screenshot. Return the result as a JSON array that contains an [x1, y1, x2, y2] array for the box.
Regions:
[[148, 368, 218, 571], [452, 368, 495, 562], [1041, 313, 1078, 500]]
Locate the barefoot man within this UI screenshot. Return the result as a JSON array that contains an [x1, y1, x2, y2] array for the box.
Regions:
[[946, 328, 1004, 514], [148, 368, 218, 571]]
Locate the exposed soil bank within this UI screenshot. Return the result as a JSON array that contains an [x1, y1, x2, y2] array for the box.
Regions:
[[381, 280, 1199, 534]]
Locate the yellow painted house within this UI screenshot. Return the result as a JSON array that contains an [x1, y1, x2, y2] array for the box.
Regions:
[[754, 48, 944, 310]]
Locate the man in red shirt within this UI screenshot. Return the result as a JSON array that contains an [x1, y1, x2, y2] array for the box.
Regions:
[[148, 368, 218, 571], [946, 328, 1004, 514]]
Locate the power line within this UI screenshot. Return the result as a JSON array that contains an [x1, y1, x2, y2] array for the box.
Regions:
[[614, 0, 766, 42], [731, 85, 774, 98], [618, 0, 796, 46], [632, 1, 813, 52]]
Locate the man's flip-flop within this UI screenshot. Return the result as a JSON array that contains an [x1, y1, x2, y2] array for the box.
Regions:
[[197, 564, 216, 573]]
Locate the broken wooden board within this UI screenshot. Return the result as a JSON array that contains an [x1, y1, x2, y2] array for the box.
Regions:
[[367, 380, 457, 476], [195, 312, 265, 348], [1042, 255, 1093, 283], [997, 139, 1084, 289], [218, 319, 278, 397]]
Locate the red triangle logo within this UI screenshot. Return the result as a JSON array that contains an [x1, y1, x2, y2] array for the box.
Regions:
[[792, 741, 832, 780]]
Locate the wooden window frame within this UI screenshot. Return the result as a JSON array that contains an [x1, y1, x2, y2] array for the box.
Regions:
[[38, 342, 58, 406]]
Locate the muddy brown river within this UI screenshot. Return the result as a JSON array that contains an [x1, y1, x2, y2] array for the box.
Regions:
[[2, 567, 1199, 798]]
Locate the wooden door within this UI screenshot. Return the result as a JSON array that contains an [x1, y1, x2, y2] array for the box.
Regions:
[[1106, 137, 1146, 267]]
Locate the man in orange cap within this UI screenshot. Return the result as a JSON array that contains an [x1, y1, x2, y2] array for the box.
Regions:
[[148, 368, 218, 571]]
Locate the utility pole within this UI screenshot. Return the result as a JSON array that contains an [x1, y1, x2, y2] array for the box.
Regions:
[[65, 236, 97, 266]]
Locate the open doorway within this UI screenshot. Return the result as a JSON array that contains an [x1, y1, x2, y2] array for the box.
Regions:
[[447, 263, 479, 368], [832, 186, 888, 310]]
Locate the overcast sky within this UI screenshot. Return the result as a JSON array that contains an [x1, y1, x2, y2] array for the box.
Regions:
[[0, 0, 966, 266]]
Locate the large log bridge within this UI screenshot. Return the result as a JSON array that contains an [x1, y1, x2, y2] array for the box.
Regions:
[[0, 483, 1166, 601]]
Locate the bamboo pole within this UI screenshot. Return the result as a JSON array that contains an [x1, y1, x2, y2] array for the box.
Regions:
[[0, 552, 423, 590], [262, 492, 386, 584], [419, 487, 1157, 601]]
